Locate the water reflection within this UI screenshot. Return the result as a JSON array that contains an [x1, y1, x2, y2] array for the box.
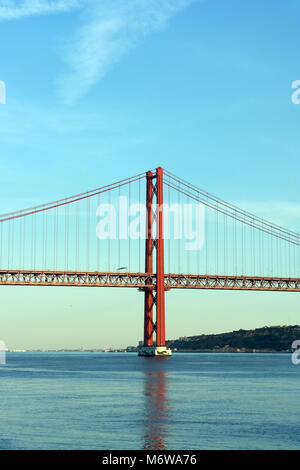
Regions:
[[142, 357, 171, 450]]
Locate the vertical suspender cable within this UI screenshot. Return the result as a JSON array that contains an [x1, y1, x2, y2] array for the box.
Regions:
[[87, 197, 90, 271], [34, 212, 37, 270], [76, 201, 79, 271], [108, 190, 111, 271], [0, 220, 2, 268], [186, 193, 189, 274], [65, 204, 69, 271], [97, 193, 100, 271], [168, 176, 171, 274], [206, 207, 209, 274], [139, 178, 141, 273], [128, 180, 131, 272], [178, 180, 181, 273], [19, 216, 22, 269], [215, 203, 218, 275], [22, 216, 26, 268], [55, 205, 58, 271], [224, 212, 227, 275], [252, 217, 255, 276], [118, 186, 121, 270], [234, 210, 237, 276]]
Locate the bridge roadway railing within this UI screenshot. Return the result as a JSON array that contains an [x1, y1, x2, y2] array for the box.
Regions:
[[0, 270, 300, 292]]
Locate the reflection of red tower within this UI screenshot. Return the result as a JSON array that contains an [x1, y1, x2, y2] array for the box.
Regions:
[[143, 167, 166, 347], [143, 365, 169, 450]]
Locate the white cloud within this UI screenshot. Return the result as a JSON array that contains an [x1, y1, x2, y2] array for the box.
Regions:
[[0, 0, 81, 20], [57, 0, 198, 104], [0, 0, 199, 103]]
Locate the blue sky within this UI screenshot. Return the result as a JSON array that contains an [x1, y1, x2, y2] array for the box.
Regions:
[[0, 0, 300, 348]]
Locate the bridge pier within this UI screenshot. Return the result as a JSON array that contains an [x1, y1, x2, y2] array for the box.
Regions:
[[138, 167, 172, 357]]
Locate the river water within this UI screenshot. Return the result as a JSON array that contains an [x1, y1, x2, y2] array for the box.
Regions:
[[0, 352, 299, 449]]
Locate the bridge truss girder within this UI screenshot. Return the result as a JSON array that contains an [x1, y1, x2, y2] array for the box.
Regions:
[[0, 270, 299, 292]]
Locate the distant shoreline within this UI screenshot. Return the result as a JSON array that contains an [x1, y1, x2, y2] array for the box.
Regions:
[[166, 325, 300, 354], [173, 349, 292, 354], [6, 349, 291, 354]]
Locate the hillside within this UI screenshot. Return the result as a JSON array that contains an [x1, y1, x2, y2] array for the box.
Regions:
[[166, 325, 300, 352]]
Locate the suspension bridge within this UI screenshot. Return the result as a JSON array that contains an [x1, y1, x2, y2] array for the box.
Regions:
[[0, 167, 299, 355]]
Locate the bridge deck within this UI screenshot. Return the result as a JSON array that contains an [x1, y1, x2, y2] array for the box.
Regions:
[[0, 270, 299, 292]]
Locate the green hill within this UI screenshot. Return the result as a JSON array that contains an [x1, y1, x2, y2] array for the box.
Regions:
[[166, 325, 300, 352]]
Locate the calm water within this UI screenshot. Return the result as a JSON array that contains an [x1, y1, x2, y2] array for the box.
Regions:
[[0, 352, 299, 450]]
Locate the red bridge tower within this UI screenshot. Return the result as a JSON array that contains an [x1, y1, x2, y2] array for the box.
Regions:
[[138, 167, 172, 357]]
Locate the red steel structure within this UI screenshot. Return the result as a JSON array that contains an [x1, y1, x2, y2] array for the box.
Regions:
[[143, 167, 166, 349], [144, 170, 154, 347], [0, 166, 300, 355], [0, 270, 300, 291], [156, 167, 166, 347]]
